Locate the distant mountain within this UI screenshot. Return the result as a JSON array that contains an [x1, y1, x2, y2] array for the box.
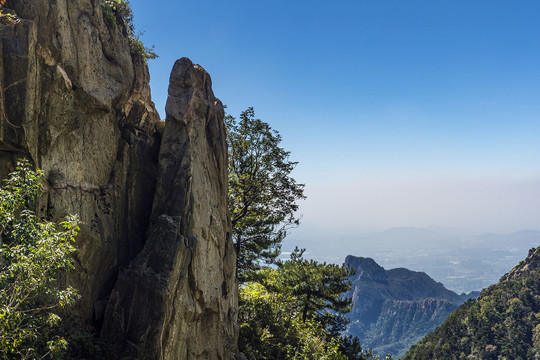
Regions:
[[403, 245, 540, 360], [351, 227, 540, 293], [344, 255, 478, 359]]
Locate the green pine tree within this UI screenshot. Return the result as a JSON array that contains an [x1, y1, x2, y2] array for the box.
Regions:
[[226, 107, 305, 282]]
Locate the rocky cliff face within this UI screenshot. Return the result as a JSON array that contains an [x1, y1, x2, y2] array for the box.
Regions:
[[344, 255, 478, 358], [0, 1, 237, 358], [101, 58, 237, 359]]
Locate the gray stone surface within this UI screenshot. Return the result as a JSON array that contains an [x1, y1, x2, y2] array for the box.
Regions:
[[0, 1, 237, 358], [1, 0, 160, 321], [101, 58, 238, 359]]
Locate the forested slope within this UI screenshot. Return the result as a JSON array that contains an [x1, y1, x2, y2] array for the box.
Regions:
[[403, 246, 540, 360]]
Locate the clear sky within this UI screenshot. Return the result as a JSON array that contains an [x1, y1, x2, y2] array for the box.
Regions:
[[131, 1, 540, 240]]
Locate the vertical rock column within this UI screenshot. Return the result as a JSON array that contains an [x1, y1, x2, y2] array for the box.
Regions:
[[101, 58, 238, 360]]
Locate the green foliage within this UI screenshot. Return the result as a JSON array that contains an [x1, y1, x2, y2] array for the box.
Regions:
[[0, 160, 79, 359], [279, 247, 354, 334], [226, 107, 305, 282], [0, 0, 19, 29], [238, 251, 387, 360], [101, 0, 157, 62], [403, 246, 540, 360], [229, 110, 390, 359]]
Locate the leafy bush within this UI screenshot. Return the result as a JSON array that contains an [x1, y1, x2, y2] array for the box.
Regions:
[[0, 160, 79, 359], [0, 0, 20, 28], [101, 0, 157, 62]]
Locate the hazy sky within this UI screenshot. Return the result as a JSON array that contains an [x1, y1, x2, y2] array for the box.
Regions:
[[131, 1, 540, 238]]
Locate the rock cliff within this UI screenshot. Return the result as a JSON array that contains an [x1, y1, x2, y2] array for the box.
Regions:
[[101, 58, 237, 359], [344, 255, 478, 358], [0, 1, 237, 358]]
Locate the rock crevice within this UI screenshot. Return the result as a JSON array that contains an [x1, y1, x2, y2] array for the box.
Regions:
[[0, 1, 237, 358]]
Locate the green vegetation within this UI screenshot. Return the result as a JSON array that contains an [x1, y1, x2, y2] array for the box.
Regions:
[[280, 248, 353, 334], [403, 246, 540, 360], [239, 248, 388, 359], [226, 107, 305, 282], [0, 160, 79, 359], [101, 0, 157, 61], [229, 109, 391, 359], [0, 0, 19, 28]]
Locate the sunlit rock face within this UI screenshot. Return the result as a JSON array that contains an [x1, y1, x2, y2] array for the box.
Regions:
[[101, 58, 238, 359], [0, 1, 237, 358], [0, 0, 160, 321]]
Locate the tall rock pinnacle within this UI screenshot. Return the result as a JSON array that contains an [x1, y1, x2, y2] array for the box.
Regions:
[[100, 58, 238, 359]]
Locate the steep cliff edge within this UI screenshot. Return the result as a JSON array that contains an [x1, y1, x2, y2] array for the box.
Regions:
[[0, 0, 161, 320], [101, 58, 237, 359], [0, 1, 237, 358], [344, 255, 478, 358]]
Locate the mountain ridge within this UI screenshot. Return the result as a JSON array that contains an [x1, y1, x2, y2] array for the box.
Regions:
[[403, 245, 540, 359], [344, 255, 478, 358]]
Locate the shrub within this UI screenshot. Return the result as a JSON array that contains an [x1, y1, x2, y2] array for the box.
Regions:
[[0, 160, 79, 359], [101, 0, 157, 62], [0, 0, 20, 28]]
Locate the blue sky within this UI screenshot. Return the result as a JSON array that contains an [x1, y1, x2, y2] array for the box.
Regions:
[[131, 1, 540, 238]]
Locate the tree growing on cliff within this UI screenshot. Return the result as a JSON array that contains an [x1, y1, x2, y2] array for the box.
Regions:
[[225, 107, 305, 282], [101, 0, 157, 61], [0, 160, 79, 359]]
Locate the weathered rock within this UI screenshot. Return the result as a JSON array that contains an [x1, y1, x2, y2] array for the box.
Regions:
[[0, 1, 237, 358], [1, 0, 161, 321], [232, 352, 249, 360], [101, 57, 238, 359]]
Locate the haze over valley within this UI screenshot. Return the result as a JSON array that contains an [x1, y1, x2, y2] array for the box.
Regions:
[[284, 227, 540, 294], [132, 0, 540, 296]]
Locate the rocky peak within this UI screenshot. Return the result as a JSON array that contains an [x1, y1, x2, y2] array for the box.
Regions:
[[1, 1, 237, 359], [346, 255, 388, 283], [100, 57, 237, 359], [344, 255, 477, 358], [503, 246, 540, 281]]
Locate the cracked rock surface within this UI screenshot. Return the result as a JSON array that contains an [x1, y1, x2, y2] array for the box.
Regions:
[[0, 1, 237, 358], [101, 57, 238, 359]]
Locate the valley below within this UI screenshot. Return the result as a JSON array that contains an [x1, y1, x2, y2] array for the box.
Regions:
[[285, 226, 540, 293]]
